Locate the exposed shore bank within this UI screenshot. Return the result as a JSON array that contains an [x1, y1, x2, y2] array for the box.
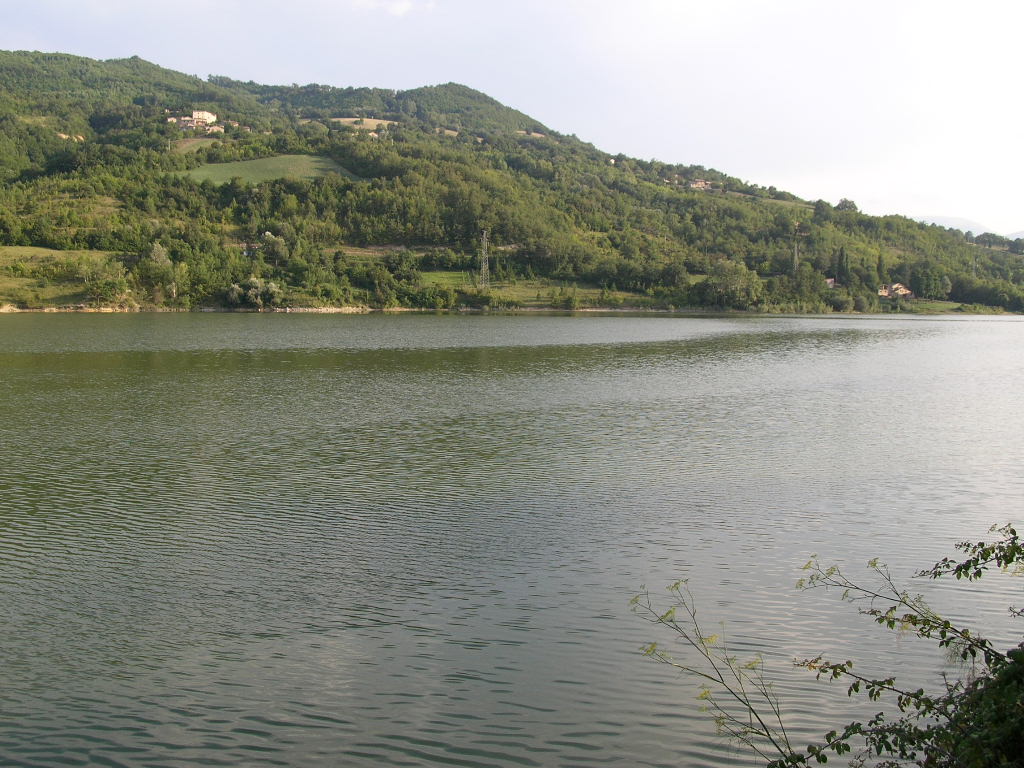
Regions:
[[0, 302, 1008, 316]]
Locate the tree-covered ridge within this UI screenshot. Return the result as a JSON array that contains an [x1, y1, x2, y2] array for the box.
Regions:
[[208, 77, 545, 134], [0, 50, 1021, 312], [0, 51, 267, 122]]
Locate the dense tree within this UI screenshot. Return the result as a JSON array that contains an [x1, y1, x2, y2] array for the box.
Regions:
[[697, 259, 763, 309], [976, 232, 1010, 250], [909, 261, 950, 300], [834, 246, 851, 285]]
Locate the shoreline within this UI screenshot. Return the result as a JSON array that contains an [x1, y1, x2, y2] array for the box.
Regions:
[[0, 301, 1010, 317], [0, 302, 691, 314]]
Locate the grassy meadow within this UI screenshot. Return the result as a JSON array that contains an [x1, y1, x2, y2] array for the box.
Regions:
[[418, 270, 647, 308], [327, 117, 398, 130], [172, 138, 219, 154], [184, 155, 357, 184], [0, 246, 116, 307]]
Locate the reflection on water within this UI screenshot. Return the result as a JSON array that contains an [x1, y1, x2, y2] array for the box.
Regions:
[[1, 313, 1022, 767]]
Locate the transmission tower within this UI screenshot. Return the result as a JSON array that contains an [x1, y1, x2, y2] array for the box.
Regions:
[[479, 229, 490, 290], [792, 221, 808, 276]]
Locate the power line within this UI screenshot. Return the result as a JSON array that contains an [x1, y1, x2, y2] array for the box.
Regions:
[[479, 229, 490, 290]]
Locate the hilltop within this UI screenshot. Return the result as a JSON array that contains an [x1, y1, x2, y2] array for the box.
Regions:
[[1, 50, 1022, 312]]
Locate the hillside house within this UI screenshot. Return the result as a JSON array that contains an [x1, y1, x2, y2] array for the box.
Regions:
[[689, 179, 712, 191], [878, 283, 914, 298], [168, 109, 245, 133]]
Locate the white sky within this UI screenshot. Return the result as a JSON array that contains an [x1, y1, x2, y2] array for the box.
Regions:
[[3, 0, 1021, 234]]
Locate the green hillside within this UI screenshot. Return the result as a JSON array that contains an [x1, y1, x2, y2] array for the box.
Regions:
[[209, 77, 545, 135], [184, 155, 356, 184], [0, 50, 1021, 312]]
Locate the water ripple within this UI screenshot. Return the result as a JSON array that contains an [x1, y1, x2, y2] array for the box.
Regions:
[[1, 314, 1022, 766]]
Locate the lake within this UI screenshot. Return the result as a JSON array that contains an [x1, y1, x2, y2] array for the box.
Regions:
[[1, 313, 1021, 767]]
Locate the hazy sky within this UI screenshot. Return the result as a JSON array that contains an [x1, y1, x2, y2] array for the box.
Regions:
[[3, 0, 1021, 233]]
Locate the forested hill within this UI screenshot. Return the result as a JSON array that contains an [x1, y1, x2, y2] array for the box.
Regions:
[[209, 78, 547, 136], [1, 49, 1022, 312]]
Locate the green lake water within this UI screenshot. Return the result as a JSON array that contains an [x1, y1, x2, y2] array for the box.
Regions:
[[1, 313, 1021, 767]]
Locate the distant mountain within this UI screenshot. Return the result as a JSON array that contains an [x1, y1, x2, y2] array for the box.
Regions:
[[916, 217, 1024, 239], [917, 215, 997, 235]]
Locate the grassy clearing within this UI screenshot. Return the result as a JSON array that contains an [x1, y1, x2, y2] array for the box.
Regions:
[[0, 245, 116, 266], [421, 270, 472, 288], [488, 279, 644, 308], [184, 155, 357, 184], [0, 274, 86, 307], [172, 137, 219, 154], [722, 190, 813, 210], [329, 117, 398, 130], [335, 245, 397, 259], [319, 245, 404, 266], [906, 298, 991, 314], [0, 246, 117, 307]]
